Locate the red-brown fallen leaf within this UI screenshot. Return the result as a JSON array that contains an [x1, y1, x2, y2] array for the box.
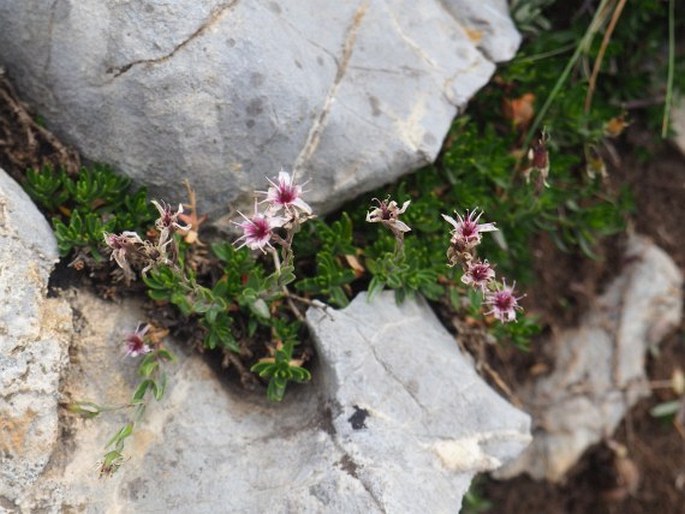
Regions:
[[502, 92, 536, 129], [344, 254, 365, 277], [178, 179, 208, 246], [603, 114, 630, 138], [529, 362, 549, 377]]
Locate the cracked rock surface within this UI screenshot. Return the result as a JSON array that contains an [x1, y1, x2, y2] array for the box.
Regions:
[[496, 235, 683, 483], [0, 0, 520, 218], [11, 289, 530, 512], [0, 168, 71, 507], [308, 291, 532, 513]]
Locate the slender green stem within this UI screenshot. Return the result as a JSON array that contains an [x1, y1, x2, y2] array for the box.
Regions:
[[393, 234, 405, 259], [523, 0, 613, 151], [269, 246, 282, 274], [662, 0, 675, 137], [584, 0, 627, 114], [515, 43, 576, 64]]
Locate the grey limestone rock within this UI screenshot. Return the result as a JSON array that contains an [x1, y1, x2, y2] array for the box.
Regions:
[[496, 235, 683, 483], [0, 1, 520, 219], [0, 168, 72, 506], [307, 291, 533, 513], [14, 289, 530, 513]]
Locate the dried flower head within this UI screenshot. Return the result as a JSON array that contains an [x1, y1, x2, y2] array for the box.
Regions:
[[484, 279, 524, 323], [262, 170, 312, 217], [104, 231, 144, 279], [461, 259, 496, 291], [124, 323, 151, 357], [139, 239, 173, 276], [151, 200, 190, 245], [523, 130, 550, 192], [366, 197, 411, 239], [177, 180, 208, 245], [233, 201, 285, 253]]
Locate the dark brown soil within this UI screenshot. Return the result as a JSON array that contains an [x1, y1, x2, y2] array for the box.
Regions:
[[480, 136, 685, 514], [0, 70, 80, 180]]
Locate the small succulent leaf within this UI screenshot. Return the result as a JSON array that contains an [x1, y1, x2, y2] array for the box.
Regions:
[[132, 380, 153, 403]]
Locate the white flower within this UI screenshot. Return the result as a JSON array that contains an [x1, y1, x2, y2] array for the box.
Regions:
[[484, 279, 524, 323], [124, 323, 151, 358], [461, 259, 496, 291], [442, 208, 497, 250], [233, 201, 285, 253], [262, 170, 312, 216]]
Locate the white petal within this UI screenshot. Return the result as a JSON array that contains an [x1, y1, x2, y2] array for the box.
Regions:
[[293, 197, 313, 214], [478, 222, 498, 233], [122, 231, 144, 244], [267, 214, 286, 228], [441, 213, 459, 229], [277, 170, 291, 185], [151, 200, 164, 216], [391, 220, 411, 232], [366, 208, 382, 223]]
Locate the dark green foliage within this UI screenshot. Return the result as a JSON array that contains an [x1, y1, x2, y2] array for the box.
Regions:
[[493, 313, 541, 352], [365, 240, 444, 304], [296, 251, 356, 307], [24, 164, 155, 258], [143, 265, 198, 316], [52, 210, 116, 260], [137, 234, 308, 399], [24, 166, 69, 211], [143, 240, 310, 399], [294, 213, 357, 307], [250, 340, 311, 402], [65, 163, 130, 209]]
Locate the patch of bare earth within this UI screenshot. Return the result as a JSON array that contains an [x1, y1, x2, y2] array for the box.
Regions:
[[481, 135, 685, 514]]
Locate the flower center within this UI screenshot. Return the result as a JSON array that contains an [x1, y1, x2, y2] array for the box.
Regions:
[[161, 211, 173, 227], [127, 335, 145, 353], [247, 217, 271, 240], [494, 291, 515, 310], [461, 221, 477, 239], [471, 265, 489, 281], [277, 185, 297, 204]]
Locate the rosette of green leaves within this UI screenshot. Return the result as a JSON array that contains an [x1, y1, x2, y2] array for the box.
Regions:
[[295, 213, 357, 307], [250, 340, 311, 402], [24, 164, 155, 259]]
